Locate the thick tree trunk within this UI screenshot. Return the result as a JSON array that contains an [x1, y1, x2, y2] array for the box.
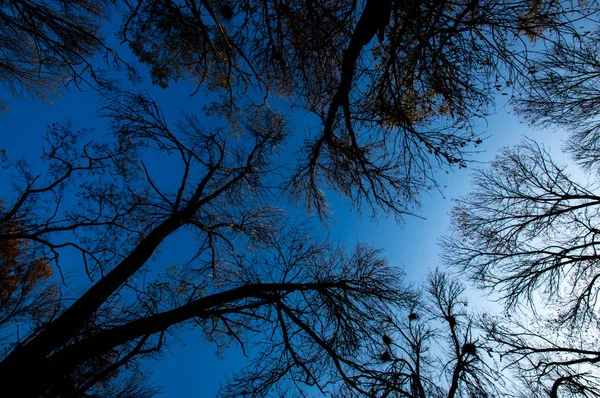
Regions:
[[0, 216, 184, 394], [4, 281, 341, 397]]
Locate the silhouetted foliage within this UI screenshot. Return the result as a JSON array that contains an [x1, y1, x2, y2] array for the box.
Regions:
[[3, 0, 592, 216], [0, 0, 120, 108], [0, 202, 57, 344]]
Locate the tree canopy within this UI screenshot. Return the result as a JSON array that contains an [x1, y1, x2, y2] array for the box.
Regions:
[[3, 0, 590, 216], [2, 0, 600, 396]]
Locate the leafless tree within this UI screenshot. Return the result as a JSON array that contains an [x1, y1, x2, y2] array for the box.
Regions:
[[444, 141, 600, 318], [443, 140, 600, 396], [436, 6, 600, 393], [0, 91, 409, 396], [482, 311, 600, 398], [3, 1, 600, 396], [334, 270, 503, 398], [515, 24, 600, 171]]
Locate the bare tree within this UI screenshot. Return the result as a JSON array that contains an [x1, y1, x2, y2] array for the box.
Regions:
[[0, 200, 158, 395], [482, 312, 600, 398], [3, 1, 600, 396], [435, 7, 600, 393], [444, 141, 600, 318], [334, 270, 503, 398], [515, 26, 600, 171], [0, 91, 409, 396], [443, 140, 600, 395]]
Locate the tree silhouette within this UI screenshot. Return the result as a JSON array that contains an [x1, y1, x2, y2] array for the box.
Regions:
[[470, 20, 600, 395], [1, 0, 600, 395], [337, 270, 503, 398], [443, 140, 600, 396], [3, 0, 586, 215], [516, 26, 600, 171], [0, 202, 57, 343], [0, 92, 408, 396], [0, 0, 121, 108]]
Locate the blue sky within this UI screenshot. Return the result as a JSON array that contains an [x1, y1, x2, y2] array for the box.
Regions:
[[147, 102, 568, 395], [0, 57, 573, 396]]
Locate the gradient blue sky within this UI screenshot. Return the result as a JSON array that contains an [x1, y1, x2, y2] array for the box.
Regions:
[[0, 47, 574, 396]]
